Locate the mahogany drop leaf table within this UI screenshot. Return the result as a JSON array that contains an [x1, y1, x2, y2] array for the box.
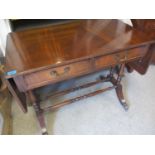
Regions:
[[4, 19, 155, 134]]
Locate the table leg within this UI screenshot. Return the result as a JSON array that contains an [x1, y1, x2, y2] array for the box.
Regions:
[[116, 64, 129, 110], [28, 91, 48, 135], [110, 64, 129, 111], [115, 84, 129, 111]]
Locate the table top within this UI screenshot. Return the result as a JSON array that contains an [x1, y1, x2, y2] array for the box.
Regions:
[[5, 19, 155, 76]]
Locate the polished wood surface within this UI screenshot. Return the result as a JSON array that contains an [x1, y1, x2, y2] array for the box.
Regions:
[[9, 45, 147, 92], [24, 59, 92, 90], [131, 19, 155, 63], [5, 19, 155, 76]]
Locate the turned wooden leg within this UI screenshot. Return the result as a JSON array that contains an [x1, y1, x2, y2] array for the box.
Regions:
[[116, 64, 129, 110], [110, 78, 129, 111], [110, 64, 129, 111], [28, 91, 48, 135]]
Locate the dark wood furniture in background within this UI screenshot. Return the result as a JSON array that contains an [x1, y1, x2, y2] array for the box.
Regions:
[[4, 19, 155, 134], [9, 19, 74, 32], [1, 48, 12, 134], [0, 65, 12, 135]]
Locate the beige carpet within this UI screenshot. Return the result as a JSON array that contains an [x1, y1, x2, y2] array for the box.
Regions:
[[12, 66, 155, 135]]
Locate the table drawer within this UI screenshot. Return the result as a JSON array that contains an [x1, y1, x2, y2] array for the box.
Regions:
[[95, 46, 147, 69], [24, 60, 92, 89]]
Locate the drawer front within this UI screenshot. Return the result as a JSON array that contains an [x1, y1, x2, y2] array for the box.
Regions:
[[24, 60, 92, 89], [95, 46, 147, 69]]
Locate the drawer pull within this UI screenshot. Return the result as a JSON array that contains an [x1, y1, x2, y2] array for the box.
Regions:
[[114, 53, 127, 62], [50, 67, 70, 77]]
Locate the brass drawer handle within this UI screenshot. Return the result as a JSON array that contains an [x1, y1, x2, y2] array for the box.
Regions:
[[115, 53, 127, 62], [50, 66, 70, 77]]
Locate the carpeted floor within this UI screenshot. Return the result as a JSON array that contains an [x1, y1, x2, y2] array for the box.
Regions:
[[12, 66, 155, 135]]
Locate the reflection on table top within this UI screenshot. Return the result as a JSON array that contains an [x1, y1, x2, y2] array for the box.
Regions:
[[5, 19, 155, 74]]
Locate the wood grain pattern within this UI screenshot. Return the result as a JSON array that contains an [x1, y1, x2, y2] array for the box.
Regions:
[[5, 19, 155, 77], [95, 46, 147, 70], [12, 45, 148, 92]]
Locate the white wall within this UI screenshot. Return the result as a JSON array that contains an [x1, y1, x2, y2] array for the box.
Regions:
[[121, 19, 132, 26], [0, 19, 11, 56]]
